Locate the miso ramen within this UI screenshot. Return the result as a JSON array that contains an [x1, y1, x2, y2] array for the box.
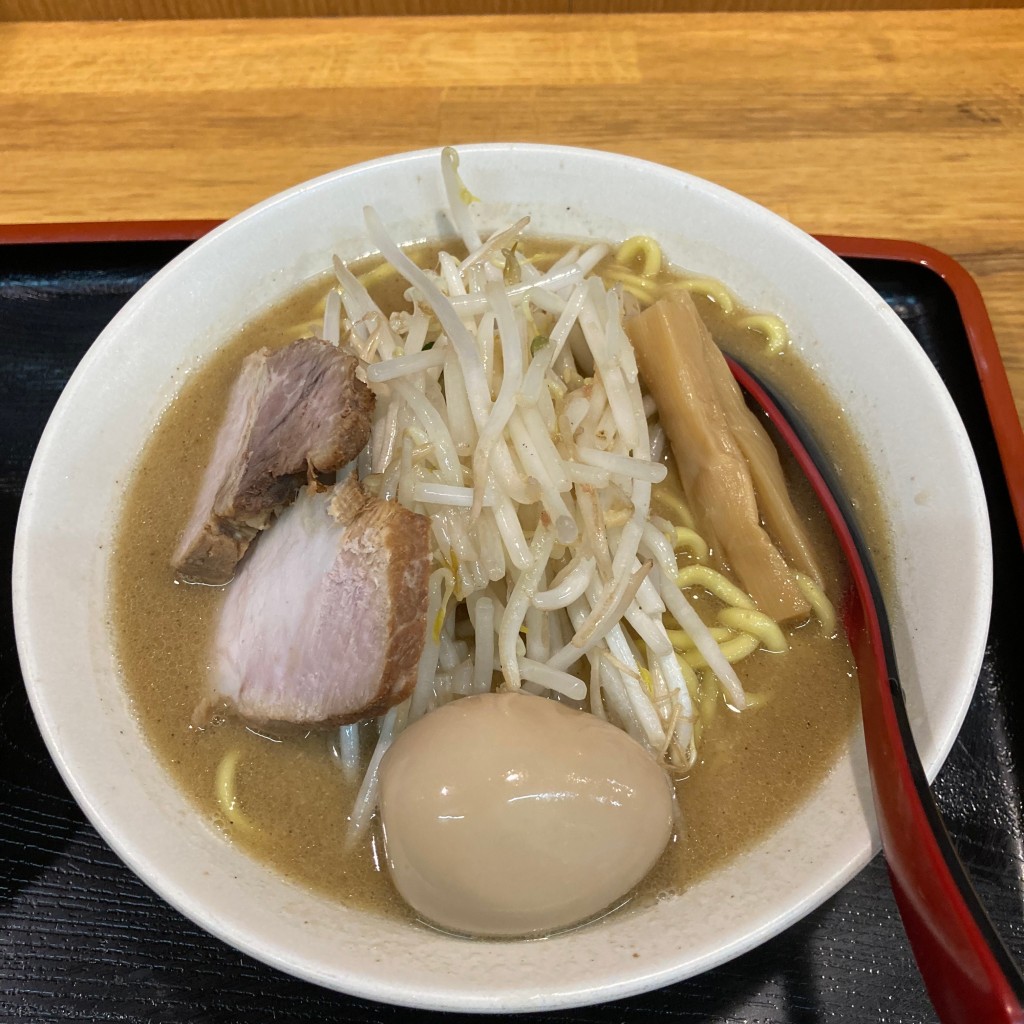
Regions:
[[110, 207, 884, 932]]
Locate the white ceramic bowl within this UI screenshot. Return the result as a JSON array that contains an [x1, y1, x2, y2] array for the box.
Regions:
[[13, 144, 991, 1012]]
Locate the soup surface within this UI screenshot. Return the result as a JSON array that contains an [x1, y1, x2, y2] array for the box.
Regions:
[[111, 239, 883, 926]]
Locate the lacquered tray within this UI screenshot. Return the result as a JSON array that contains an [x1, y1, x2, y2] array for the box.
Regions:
[[1, 227, 1021, 1023]]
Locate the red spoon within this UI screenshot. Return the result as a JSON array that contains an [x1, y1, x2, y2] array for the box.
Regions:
[[728, 356, 1024, 1024]]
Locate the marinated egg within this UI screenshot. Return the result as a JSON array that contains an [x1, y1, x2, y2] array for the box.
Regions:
[[377, 691, 674, 937]]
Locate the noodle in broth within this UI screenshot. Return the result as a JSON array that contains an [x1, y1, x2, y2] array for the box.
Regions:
[[111, 192, 879, 928]]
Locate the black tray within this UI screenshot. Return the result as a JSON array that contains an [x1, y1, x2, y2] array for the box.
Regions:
[[1, 232, 1022, 1023]]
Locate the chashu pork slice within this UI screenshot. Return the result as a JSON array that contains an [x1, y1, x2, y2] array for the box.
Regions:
[[209, 475, 431, 728], [172, 337, 374, 585]]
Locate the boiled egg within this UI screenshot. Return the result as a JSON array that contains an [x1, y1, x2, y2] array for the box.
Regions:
[[377, 690, 674, 937]]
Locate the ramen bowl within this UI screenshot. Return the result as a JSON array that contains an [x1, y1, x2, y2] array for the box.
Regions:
[[12, 144, 990, 1012]]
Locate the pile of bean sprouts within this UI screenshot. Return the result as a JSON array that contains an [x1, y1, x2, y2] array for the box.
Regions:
[[319, 149, 834, 846]]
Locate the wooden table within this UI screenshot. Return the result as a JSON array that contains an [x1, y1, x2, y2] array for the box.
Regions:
[[2, 9, 1023, 427]]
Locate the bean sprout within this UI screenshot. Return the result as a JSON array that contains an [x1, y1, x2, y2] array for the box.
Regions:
[[330, 156, 816, 848]]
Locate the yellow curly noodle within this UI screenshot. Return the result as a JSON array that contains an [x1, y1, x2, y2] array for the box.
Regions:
[[717, 607, 788, 654], [794, 572, 837, 635], [734, 313, 789, 355], [665, 626, 734, 651], [669, 277, 737, 317], [650, 486, 696, 531], [614, 235, 663, 277], [214, 748, 256, 834], [683, 633, 761, 670], [676, 564, 756, 609], [609, 237, 784, 339], [670, 526, 708, 562]]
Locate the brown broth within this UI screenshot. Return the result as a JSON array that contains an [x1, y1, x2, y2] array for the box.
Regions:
[[110, 240, 876, 927]]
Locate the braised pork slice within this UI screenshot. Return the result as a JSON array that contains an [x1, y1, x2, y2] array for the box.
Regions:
[[209, 476, 431, 727], [172, 338, 374, 585]]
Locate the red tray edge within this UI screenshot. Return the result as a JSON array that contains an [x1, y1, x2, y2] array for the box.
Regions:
[[2, 222, 1021, 544], [0, 221, 222, 244]]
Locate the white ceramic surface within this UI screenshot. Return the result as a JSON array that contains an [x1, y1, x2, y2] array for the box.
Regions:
[[13, 145, 991, 1013]]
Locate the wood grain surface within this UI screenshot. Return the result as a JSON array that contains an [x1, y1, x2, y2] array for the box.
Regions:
[[1, 10, 1022, 424], [5, 0, 1023, 19]]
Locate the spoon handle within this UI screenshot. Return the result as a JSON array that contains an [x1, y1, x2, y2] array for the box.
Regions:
[[727, 356, 1024, 1024]]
